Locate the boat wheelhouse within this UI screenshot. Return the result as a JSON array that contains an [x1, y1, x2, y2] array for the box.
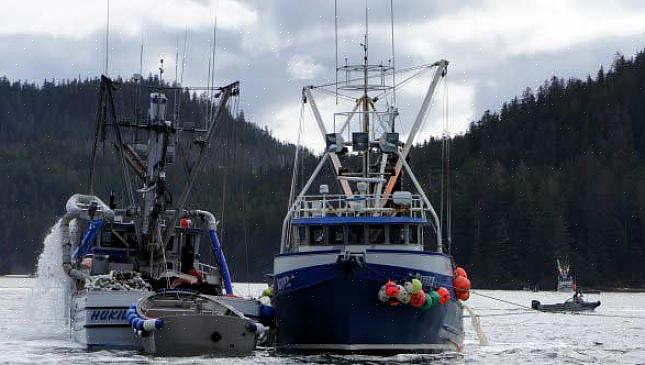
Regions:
[[288, 193, 427, 251]]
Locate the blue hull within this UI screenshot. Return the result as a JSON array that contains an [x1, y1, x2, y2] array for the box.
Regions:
[[272, 250, 464, 353]]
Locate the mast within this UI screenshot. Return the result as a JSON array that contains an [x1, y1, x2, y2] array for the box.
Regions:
[[362, 31, 369, 179]]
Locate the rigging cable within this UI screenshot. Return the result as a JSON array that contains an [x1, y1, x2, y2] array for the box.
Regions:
[[288, 101, 305, 209], [209, 15, 218, 125]]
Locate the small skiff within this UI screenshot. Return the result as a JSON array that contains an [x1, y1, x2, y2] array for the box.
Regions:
[[129, 290, 264, 356], [531, 298, 601, 312]]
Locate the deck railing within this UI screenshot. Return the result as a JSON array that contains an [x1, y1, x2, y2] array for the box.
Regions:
[[291, 194, 427, 220]]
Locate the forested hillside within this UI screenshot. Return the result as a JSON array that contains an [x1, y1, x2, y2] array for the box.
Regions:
[[2, 49, 645, 288], [416, 52, 645, 288], [0, 76, 310, 280]]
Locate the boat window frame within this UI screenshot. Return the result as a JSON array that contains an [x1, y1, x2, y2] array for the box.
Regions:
[[346, 224, 365, 245], [328, 224, 346, 245], [368, 224, 386, 245], [309, 225, 326, 245], [408, 224, 419, 244]]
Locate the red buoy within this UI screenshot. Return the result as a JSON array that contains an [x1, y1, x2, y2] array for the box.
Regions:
[[454, 267, 467, 278], [410, 291, 426, 308], [437, 287, 451, 304], [386, 285, 400, 298], [458, 290, 470, 301]]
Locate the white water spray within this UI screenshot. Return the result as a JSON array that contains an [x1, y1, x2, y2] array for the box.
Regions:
[[24, 220, 73, 338]]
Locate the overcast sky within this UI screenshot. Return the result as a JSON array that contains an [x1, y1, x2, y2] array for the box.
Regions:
[[2, 0, 645, 150]]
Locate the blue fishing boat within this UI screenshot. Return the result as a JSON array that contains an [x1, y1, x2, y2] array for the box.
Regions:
[[271, 5, 467, 354]]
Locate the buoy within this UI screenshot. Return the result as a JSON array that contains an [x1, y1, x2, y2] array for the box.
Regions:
[[429, 290, 440, 306], [459, 290, 470, 301], [378, 285, 389, 303], [259, 295, 272, 306], [454, 267, 468, 278], [421, 293, 434, 310], [396, 285, 411, 304], [454, 275, 471, 301], [261, 287, 273, 297], [404, 281, 414, 294], [388, 298, 400, 307], [437, 287, 451, 304], [411, 278, 423, 293], [386, 284, 400, 298], [179, 218, 191, 229], [410, 290, 426, 308]]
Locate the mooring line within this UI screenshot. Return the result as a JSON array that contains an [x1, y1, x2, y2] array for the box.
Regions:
[[470, 290, 532, 309]]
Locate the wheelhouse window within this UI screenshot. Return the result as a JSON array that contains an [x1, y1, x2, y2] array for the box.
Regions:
[[329, 225, 345, 245], [390, 224, 405, 244], [99, 228, 134, 249], [298, 226, 307, 245], [347, 225, 365, 244], [310, 225, 325, 245], [408, 225, 419, 244], [368, 225, 385, 244]]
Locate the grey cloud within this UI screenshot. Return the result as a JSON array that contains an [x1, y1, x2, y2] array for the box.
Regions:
[[1, 0, 645, 142]]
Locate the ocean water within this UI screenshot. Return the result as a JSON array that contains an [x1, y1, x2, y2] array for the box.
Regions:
[[2, 277, 644, 364], [1, 224, 643, 364]]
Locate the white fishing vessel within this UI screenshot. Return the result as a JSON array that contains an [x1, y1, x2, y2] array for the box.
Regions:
[[57, 72, 268, 350], [556, 258, 576, 292]]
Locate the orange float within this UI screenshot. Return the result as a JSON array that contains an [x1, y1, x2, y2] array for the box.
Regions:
[[436, 287, 450, 304], [454, 267, 467, 278], [453, 267, 471, 301]]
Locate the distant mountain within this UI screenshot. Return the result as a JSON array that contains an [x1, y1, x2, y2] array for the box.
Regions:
[[2, 49, 645, 288]]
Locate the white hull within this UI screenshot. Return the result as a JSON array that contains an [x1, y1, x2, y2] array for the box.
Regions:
[[557, 278, 575, 293], [72, 289, 148, 349]]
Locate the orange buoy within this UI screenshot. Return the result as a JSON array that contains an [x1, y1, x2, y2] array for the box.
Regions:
[[454, 276, 470, 291], [458, 290, 470, 301], [437, 287, 451, 304], [454, 267, 467, 278], [454, 275, 471, 301]]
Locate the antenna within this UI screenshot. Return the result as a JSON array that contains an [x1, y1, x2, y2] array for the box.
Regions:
[[210, 17, 218, 96], [174, 39, 180, 122], [104, 0, 110, 75], [208, 16, 218, 126], [159, 58, 164, 81], [139, 43, 143, 75], [390, 0, 396, 106], [175, 40, 179, 86], [334, 0, 338, 104], [180, 26, 189, 85]]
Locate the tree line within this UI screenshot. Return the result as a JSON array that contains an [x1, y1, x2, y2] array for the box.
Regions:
[[2, 49, 645, 288]]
